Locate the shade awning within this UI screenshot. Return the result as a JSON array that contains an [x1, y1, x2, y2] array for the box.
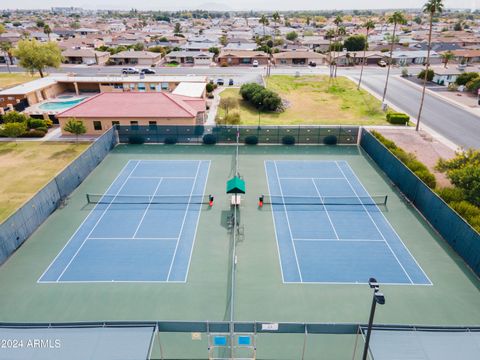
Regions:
[[226, 176, 246, 194]]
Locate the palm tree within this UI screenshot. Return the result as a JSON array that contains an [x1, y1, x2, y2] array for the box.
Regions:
[[381, 11, 407, 104], [417, 0, 444, 131], [272, 12, 280, 42], [332, 15, 343, 78], [0, 42, 13, 73], [259, 15, 269, 38], [334, 26, 346, 77], [358, 20, 375, 90], [440, 50, 454, 68], [43, 24, 52, 41]]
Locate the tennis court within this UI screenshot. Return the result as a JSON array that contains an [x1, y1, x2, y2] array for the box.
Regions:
[[39, 159, 210, 283], [264, 160, 431, 285]]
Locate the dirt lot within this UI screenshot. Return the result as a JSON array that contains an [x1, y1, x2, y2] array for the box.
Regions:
[[374, 128, 456, 188]]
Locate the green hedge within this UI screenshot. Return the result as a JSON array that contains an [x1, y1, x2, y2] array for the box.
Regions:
[[386, 112, 410, 125], [202, 134, 217, 145], [323, 135, 338, 145], [164, 136, 177, 145], [282, 135, 295, 145], [245, 135, 258, 145], [371, 130, 436, 188]]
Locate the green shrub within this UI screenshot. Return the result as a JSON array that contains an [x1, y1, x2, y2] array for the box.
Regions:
[[202, 134, 217, 145], [323, 135, 338, 145], [22, 129, 46, 138], [239, 83, 283, 112], [206, 83, 215, 93], [417, 69, 434, 81], [449, 201, 480, 220], [27, 118, 47, 129], [36, 126, 48, 133], [436, 187, 466, 203], [455, 72, 479, 86], [245, 135, 258, 145], [282, 135, 295, 145], [128, 135, 145, 144], [466, 78, 480, 94], [414, 169, 437, 188], [2, 111, 29, 124], [386, 112, 410, 125], [164, 136, 177, 144]]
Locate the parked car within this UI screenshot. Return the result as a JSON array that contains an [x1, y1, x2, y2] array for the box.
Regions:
[[228, 78, 234, 86], [308, 61, 317, 67], [377, 60, 387, 67], [140, 68, 156, 74], [122, 67, 140, 74], [216, 78, 224, 86], [252, 60, 259, 67]]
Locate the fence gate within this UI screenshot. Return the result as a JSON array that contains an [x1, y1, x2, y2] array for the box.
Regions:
[[208, 332, 256, 360]]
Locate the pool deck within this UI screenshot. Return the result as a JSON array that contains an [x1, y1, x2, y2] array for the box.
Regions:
[[24, 93, 91, 116]]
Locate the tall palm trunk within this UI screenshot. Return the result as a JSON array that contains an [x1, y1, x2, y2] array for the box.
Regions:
[[416, 14, 433, 131], [382, 22, 397, 104], [357, 29, 370, 90]]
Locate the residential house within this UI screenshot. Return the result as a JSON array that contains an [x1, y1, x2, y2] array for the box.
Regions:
[[432, 68, 461, 86], [165, 51, 214, 65], [218, 50, 270, 66], [224, 42, 258, 51], [109, 51, 162, 66], [181, 42, 219, 52], [75, 28, 101, 37], [272, 51, 326, 66], [62, 48, 110, 65], [449, 49, 480, 64], [299, 37, 331, 51], [392, 50, 441, 66]]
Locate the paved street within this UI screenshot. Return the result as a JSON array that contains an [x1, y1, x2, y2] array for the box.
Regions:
[[2, 64, 479, 148]]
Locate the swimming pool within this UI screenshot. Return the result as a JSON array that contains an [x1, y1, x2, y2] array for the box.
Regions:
[[39, 98, 86, 111]]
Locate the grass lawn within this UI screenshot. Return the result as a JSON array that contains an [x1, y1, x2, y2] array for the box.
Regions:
[[0, 142, 90, 222], [0, 73, 40, 90], [218, 75, 388, 125]]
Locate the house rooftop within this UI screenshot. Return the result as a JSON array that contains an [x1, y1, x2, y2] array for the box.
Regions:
[[57, 92, 202, 118]]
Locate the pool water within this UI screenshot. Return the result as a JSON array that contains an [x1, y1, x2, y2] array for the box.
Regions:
[[39, 98, 86, 111]]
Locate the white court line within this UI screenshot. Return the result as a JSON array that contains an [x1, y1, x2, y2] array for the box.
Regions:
[[335, 161, 414, 285], [293, 238, 385, 242], [131, 178, 164, 239], [87, 237, 177, 241], [279, 177, 345, 180], [264, 161, 286, 283], [340, 160, 432, 285], [166, 161, 202, 281], [129, 176, 196, 179], [55, 161, 141, 282], [273, 161, 303, 282], [311, 179, 340, 240], [37, 159, 136, 283], [183, 161, 211, 283]]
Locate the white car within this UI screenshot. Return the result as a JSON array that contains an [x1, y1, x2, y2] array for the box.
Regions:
[[122, 67, 140, 74], [252, 60, 259, 67]]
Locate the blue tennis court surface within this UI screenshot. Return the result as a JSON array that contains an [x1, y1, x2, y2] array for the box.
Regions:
[[265, 160, 431, 285], [39, 160, 210, 283]]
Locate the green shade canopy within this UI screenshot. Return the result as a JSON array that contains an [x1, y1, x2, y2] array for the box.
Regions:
[[226, 176, 246, 194]]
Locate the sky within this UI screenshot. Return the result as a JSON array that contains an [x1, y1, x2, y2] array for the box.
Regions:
[[0, 0, 477, 11]]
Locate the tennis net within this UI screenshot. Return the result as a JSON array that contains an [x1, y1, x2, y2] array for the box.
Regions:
[[259, 195, 388, 206], [86, 193, 213, 205]]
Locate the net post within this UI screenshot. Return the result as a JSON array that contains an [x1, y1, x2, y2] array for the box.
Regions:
[[384, 195, 388, 206]]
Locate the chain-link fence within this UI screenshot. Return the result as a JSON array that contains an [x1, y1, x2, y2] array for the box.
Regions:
[[117, 125, 360, 145], [360, 129, 480, 278], [0, 127, 117, 265]]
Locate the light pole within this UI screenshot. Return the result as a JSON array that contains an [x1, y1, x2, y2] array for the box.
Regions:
[[258, 102, 262, 130], [362, 277, 385, 360]]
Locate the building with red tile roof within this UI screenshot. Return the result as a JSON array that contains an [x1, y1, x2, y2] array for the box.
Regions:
[[57, 92, 206, 135]]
